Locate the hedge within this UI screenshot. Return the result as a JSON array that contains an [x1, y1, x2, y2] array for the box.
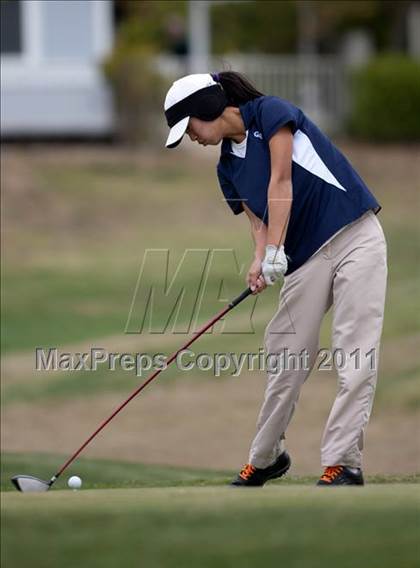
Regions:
[[349, 55, 420, 142]]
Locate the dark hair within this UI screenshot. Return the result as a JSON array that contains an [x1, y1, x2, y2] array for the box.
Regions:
[[211, 71, 264, 106]]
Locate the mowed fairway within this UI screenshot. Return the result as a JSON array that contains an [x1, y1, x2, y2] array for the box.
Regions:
[[2, 454, 419, 568], [2, 484, 419, 568]]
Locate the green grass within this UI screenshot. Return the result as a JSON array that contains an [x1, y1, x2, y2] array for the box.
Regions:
[[2, 452, 419, 492], [2, 453, 420, 568], [1, 153, 238, 352], [0, 452, 233, 491], [2, 483, 419, 568], [1, 454, 420, 568], [2, 145, 419, 355]]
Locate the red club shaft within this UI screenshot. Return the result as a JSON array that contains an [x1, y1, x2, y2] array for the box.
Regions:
[[54, 288, 252, 479]]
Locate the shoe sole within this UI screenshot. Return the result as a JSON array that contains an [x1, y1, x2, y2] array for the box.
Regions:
[[264, 459, 291, 484]]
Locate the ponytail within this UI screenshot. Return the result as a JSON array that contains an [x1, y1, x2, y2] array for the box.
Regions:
[[211, 71, 264, 106]]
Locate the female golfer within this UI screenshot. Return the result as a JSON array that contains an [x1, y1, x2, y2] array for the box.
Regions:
[[164, 72, 387, 486]]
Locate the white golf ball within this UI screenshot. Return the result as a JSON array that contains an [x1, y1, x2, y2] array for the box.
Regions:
[[68, 475, 82, 490]]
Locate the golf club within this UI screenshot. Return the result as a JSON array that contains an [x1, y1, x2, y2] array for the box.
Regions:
[[11, 287, 253, 492]]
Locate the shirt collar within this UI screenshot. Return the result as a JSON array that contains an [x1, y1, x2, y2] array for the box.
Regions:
[[220, 100, 255, 156]]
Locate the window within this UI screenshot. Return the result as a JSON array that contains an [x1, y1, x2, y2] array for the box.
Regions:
[[41, 0, 94, 60], [1, 0, 22, 55]]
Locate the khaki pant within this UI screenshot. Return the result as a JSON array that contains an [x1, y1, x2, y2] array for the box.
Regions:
[[249, 210, 387, 469]]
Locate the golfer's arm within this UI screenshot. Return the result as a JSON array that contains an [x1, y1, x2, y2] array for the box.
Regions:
[[266, 127, 293, 247], [243, 202, 267, 260]]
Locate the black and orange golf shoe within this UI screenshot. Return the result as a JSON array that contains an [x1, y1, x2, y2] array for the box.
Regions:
[[316, 465, 364, 486], [230, 451, 291, 487]]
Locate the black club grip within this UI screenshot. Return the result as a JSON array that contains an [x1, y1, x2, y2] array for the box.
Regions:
[[228, 287, 253, 309]]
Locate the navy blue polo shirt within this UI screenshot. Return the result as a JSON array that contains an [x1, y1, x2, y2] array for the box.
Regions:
[[217, 96, 381, 275]]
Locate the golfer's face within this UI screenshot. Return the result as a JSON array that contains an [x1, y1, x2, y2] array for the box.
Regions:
[[187, 117, 221, 146]]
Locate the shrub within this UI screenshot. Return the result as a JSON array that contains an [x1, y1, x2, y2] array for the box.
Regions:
[[349, 55, 420, 142], [104, 46, 170, 145]]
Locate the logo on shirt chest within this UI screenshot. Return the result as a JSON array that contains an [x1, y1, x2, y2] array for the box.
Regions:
[[253, 131, 263, 140]]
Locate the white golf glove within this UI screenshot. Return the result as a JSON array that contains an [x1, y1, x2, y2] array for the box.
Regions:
[[262, 244, 288, 285]]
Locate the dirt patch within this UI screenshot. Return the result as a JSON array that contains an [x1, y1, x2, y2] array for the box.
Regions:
[[2, 368, 419, 475], [2, 327, 419, 475]]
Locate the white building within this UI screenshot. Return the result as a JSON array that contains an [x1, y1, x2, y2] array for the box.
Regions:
[[1, 0, 114, 137]]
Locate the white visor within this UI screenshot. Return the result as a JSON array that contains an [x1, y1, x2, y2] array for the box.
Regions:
[[165, 116, 190, 148]]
